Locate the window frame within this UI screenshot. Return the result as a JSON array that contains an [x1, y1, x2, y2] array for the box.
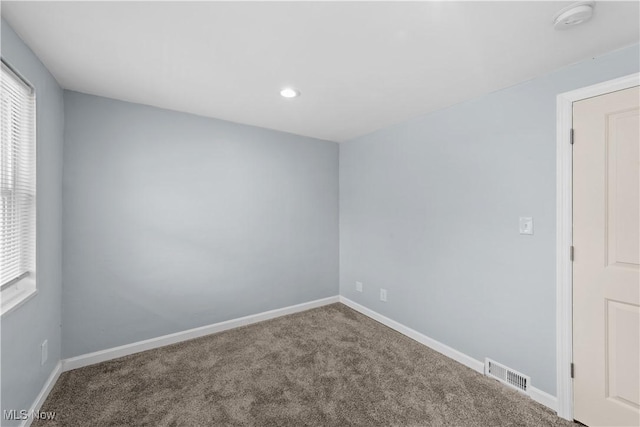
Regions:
[[0, 58, 37, 316]]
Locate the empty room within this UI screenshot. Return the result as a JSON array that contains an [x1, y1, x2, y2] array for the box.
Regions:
[[1, 1, 639, 426]]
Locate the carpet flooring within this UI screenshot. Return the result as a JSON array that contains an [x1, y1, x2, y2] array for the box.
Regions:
[[35, 303, 576, 426]]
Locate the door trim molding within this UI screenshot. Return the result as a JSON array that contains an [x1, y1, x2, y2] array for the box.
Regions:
[[555, 72, 639, 421]]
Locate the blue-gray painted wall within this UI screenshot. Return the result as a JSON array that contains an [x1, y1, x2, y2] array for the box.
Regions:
[[1, 20, 64, 424], [339, 44, 640, 396], [62, 91, 339, 358], [2, 14, 639, 412]]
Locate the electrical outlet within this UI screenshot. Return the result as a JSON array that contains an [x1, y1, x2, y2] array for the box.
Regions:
[[355, 281, 363, 292], [380, 288, 387, 302], [519, 217, 534, 235], [41, 339, 48, 366]]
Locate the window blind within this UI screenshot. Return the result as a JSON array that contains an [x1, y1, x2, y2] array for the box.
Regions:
[[1, 61, 36, 289]]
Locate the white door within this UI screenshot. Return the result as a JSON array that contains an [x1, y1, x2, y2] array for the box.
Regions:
[[573, 86, 640, 427]]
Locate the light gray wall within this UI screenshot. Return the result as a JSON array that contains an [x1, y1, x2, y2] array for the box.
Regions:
[[339, 44, 640, 396], [1, 20, 64, 424], [62, 92, 339, 358]]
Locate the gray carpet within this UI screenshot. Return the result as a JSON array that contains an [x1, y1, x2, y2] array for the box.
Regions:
[[35, 303, 576, 426]]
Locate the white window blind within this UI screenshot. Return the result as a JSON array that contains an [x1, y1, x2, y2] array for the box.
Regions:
[[1, 61, 36, 291]]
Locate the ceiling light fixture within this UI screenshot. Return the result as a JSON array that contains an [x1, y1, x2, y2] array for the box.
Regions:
[[553, 1, 594, 30], [280, 87, 300, 98]]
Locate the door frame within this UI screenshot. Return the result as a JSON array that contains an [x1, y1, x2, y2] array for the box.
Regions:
[[555, 72, 640, 421]]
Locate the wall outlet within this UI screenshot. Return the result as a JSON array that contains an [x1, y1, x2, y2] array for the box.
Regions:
[[355, 281, 363, 292], [41, 339, 48, 366], [519, 217, 534, 235], [380, 288, 387, 302]]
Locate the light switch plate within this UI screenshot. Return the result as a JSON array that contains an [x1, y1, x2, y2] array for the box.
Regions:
[[519, 217, 534, 235]]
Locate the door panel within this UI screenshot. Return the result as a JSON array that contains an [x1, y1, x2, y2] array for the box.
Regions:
[[573, 86, 640, 427], [606, 300, 639, 409], [607, 108, 640, 268]]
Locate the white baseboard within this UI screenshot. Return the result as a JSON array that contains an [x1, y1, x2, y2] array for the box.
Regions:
[[33, 294, 557, 423], [529, 387, 558, 412], [21, 361, 62, 427], [339, 297, 485, 373], [338, 296, 558, 413], [62, 296, 339, 372]]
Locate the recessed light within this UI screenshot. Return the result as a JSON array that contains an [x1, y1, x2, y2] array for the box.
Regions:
[[553, 1, 594, 30], [280, 87, 300, 98]]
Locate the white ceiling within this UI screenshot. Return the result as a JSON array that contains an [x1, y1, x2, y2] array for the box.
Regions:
[[2, 1, 639, 142]]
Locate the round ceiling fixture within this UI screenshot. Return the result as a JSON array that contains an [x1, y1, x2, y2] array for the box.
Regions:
[[280, 87, 300, 98], [553, 1, 595, 30]]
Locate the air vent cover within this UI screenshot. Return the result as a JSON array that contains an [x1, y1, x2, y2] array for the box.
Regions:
[[484, 358, 530, 393]]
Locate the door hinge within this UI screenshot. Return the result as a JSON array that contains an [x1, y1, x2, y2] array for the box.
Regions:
[[571, 363, 575, 378], [570, 128, 574, 145], [570, 246, 575, 262]]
